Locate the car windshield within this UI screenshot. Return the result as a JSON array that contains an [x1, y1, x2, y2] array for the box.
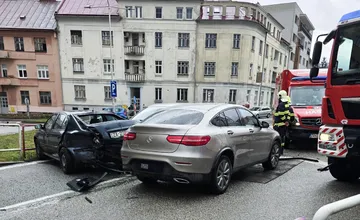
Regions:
[[131, 107, 166, 122], [142, 109, 204, 125], [331, 23, 360, 84], [250, 107, 260, 111], [289, 86, 325, 106], [76, 114, 120, 124]]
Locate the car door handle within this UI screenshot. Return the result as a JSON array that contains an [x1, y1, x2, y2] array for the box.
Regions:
[[249, 129, 254, 133], [227, 130, 234, 135]]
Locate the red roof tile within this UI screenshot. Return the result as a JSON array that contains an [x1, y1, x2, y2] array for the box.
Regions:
[[0, 0, 60, 30], [56, 0, 119, 16]]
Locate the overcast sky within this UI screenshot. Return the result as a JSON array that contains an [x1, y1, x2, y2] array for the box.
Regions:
[[250, 0, 358, 61]]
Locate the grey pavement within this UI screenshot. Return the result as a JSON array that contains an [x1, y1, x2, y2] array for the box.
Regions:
[[2, 161, 360, 220]]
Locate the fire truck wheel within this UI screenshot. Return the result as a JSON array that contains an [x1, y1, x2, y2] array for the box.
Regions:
[[328, 157, 359, 182]]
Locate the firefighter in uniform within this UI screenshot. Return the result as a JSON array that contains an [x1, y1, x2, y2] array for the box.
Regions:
[[273, 90, 295, 154]]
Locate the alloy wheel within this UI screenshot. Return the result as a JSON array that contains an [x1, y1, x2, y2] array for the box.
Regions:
[[270, 144, 280, 167], [216, 160, 231, 190], [61, 154, 67, 168]]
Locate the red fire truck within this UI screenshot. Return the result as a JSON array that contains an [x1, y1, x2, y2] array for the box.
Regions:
[[310, 10, 360, 181], [273, 69, 327, 148]]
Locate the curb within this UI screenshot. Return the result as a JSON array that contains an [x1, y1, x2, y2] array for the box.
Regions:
[[0, 161, 25, 167], [0, 174, 137, 213]]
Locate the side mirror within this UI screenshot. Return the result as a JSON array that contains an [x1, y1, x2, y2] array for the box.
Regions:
[[35, 124, 44, 129], [261, 121, 270, 128], [312, 41, 323, 65], [310, 67, 319, 78]]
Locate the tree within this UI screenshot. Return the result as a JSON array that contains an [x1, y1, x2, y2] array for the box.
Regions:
[[320, 57, 328, 68]]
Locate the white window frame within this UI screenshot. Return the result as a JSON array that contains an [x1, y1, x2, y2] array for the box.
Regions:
[[14, 37, 24, 51], [155, 60, 162, 74], [102, 31, 113, 46], [259, 40, 263, 55], [186, 7, 193, 19], [70, 30, 82, 45], [204, 62, 216, 76], [246, 90, 251, 102], [73, 58, 84, 72], [155, 88, 162, 100], [17, 64, 27, 78], [135, 6, 142, 18], [39, 91, 52, 105], [176, 7, 183, 19], [249, 63, 253, 79], [178, 33, 190, 48], [251, 36, 255, 51], [155, 7, 162, 18], [231, 62, 238, 76], [229, 89, 237, 103], [74, 85, 86, 99], [125, 6, 133, 18], [104, 86, 111, 100], [177, 61, 189, 75], [103, 59, 114, 74], [203, 89, 214, 103], [155, 32, 162, 48], [34, 38, 47, 52], [37, 65, 49, 79], [177, 88, 188, 101], [205, 33, 217, 48], [233, 34, 240, 49], [1, 64, 7, 77]]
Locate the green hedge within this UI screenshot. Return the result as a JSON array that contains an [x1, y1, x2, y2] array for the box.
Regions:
[[0, 113, 52, 119]]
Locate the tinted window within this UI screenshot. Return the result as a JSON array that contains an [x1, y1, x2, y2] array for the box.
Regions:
[[143, 109, 204, 125], [53, 114, 68, 129], [45, 114, 58, 130], [77, 114, 120, 124], [132, 107, 166, 121], [262, 107, 270, 110], [211, 112, 228, 127], [223, 108, 242, 126], [238, 108, 259, 126]]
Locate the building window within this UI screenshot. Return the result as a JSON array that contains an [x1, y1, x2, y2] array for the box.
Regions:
[[293, 34, 297, 43], [155, 88, 162, 101], [135, 6, 142, 18], [14, 37, 24, 51], [205, 34, 217, 48], [1, 64, 7, 77], [17, 65, 27, 78], [204, 62, 216, 76], [102, 31, 113, 46], [203, 89, 214, 102], [39, 92, 52, 105], [34, 38, 47, 52], [265, 44, 269, 57], [20, 91, 30, 105], [74, 85, 86, 99], [155, 7, 162, 18], [104, 86, 111, 100], [273, 27, 276, 37], [186, 7, 193, 19], [251, 36, 255, 51], [299, 55, 302, 64], [246, 90, 251, 102], [306, 60, 309, 67], [177, 61, 189, 75], [125, 6, 132, 18], [177, 88, 188, 102], [155, 32, 162, 48], [73, 58, 84, 73], [178, 33, 190, 48], [176, 7, 183, 19], [249, 63, 253, 79], [71, 30, 82, 45], [295, 15, 299, 25], [291, 53, 294, 61], [229, 89, 236, 103], [103, 59, 114, 74], [279, 53, 282, 64], [266, 91, 270, 105], [155, 60, 162, 74], [303, 58, 306, 65], [231, 62, 238, 76], [271, 48, 274, 59], [259, 40, 263, 55], [233, 34, 240, 49], [284, 55, 287, 67], [0, 36, 4, 50], [37, 65, 49, 79]]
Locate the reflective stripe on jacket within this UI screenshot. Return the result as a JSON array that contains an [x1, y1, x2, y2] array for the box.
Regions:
[[274, 100, 292, 127]]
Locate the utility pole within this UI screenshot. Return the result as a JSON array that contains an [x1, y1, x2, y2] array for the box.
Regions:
[[107, 0, 115, 111]]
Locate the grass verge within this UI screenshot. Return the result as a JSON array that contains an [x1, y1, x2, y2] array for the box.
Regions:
[[0, 130, 37, 162], [21, 118, 48, 123]]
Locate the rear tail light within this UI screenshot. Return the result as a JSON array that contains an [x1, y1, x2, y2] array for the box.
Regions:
[[123, 132, 136, 141], [166, 135, 211, 146]]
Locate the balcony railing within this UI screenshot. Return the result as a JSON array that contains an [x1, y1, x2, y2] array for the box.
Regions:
[[300, 24, 312, 40], [125, 71, 145, 83], [124, 46, 145, 56]]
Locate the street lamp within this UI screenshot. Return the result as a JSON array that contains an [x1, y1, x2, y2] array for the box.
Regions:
[[84, 0, 125, 112]]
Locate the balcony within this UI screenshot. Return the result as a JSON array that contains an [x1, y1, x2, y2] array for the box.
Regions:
[[0, 76, 39, 86], [124, 46, 145, 56], [299, 43, 304, 50], [125, 72, 145, 83], [0, 51, 9, 58], [299, 24, 312, 40], [0, 77, 11, 85]]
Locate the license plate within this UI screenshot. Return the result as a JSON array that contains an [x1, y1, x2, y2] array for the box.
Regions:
[[309, 134, 318, 138], [140, 163, 149, 170], [110, 131, 124, 139]]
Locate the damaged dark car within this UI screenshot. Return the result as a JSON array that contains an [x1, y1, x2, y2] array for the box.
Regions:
[[34, 111, 136, 174]]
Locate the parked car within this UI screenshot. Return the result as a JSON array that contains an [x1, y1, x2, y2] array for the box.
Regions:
[[34, 111, 136, 174], [102, 106, 128, 119], [250, 106, 272, 118], [131, 103, 185, 123], [121, 104, 281, 194]]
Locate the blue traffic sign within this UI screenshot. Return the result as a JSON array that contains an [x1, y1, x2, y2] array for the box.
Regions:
[[110, 80, 117, 97]]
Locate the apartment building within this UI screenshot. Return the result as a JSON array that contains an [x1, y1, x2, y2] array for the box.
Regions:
[[196, 1, 290, 106], [56, 0, 200, 111], [0, 0, 63, 113], [263, 2, 315, 69]]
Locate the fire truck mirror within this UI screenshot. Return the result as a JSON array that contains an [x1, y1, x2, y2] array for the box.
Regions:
[[312, 41, 323, 65]]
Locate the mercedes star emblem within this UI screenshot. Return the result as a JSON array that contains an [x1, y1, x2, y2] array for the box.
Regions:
[[146, 136, 153, 144], [316, 118, 322, 126]]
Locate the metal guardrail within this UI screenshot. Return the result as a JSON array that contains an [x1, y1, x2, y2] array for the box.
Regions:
[[313, 194, 360, 220]]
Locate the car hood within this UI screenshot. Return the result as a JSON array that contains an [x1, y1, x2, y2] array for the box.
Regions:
[[292, 106, 321, 118], [88, 120, 136, 138]]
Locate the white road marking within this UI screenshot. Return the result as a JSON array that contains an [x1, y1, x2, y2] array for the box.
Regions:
[[0, 175, 135, 212], [0, 160, 49, 171]]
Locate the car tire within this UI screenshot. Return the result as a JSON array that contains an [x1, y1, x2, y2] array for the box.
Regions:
[[262, 142, 280, 170], [266, 113, 271, 118], [328, 157, 359, 182], [136, 175, 158, 185], [209, 155, 232, 194], [59, 148, 76, 174], [34, 139, 47, 160]]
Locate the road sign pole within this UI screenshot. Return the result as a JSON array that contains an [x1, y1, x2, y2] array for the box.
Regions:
[[107, 0, 115, 112]]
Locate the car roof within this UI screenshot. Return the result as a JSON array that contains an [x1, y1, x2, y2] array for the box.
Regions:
[[60, 111, 115, 116], [167, 103, 245, 112]]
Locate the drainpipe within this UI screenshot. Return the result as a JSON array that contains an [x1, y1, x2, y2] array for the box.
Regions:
[[257, 30, 268, 106], [55, 17, 65, 111]]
